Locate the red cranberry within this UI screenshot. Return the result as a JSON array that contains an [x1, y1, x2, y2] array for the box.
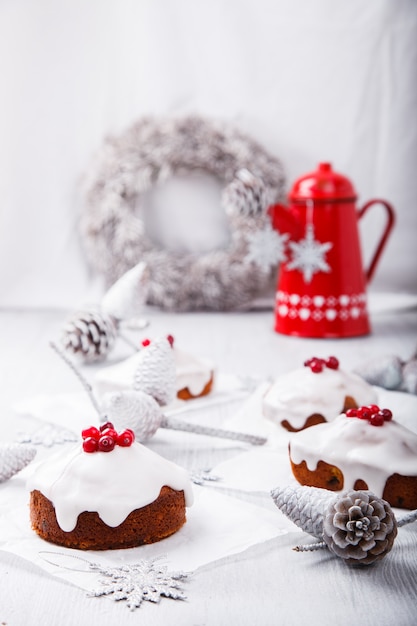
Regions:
[[81, 426, 100, 440], [370, 413, 385, 427], [82, 437, 98, 453], [99, 421, 114, 432], [345, 408, 358, 418], [98, 435, 116, 452], [380, 408, 393, 421], [117, 429, 135, 447], [101, 427, 118, 440], [167, 334, 175, 347], [357, 406, 372, 420], [304, 358, 313, 367], [141, 338, 151, 347], [325, 356, 339, 370], [367, 404, 380, 415], [309, 358, 324, 373]]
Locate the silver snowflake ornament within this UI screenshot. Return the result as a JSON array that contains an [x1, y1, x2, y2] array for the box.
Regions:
[[245, 223, 289, 273], [287, 224, 332, 283], [88, 556, 189, 611]]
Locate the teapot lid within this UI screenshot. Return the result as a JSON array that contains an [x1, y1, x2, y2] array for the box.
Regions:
[[289, 162, 357, 202]]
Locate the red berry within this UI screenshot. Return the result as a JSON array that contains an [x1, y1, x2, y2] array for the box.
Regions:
[[367, 404, 380, 415], [357, 406, 372, 420], [167, 334, 174, 347], [141, 338, 151, 347], [325, 356, 339, 370], [98, 435, 115, 452], [83, 437, 98, 453], [309, 358, 324, 373], [380, 408, 393, 421], [117, 429, 135, 447], [101, 427, 118, 440], [304, 358, 313, 367], [81, 426, 100, 440], [99, 421, 114, 432], [346, 408, 358, 417], [370, 412, 385, 427]]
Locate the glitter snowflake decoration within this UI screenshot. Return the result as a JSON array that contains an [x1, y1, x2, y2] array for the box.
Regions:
[[245, 223, 289, 273], [287, 224, 332, 283], [87, 557, 189, 611]]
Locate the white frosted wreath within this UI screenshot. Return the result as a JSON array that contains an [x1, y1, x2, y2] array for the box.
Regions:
[[80, 115, 286, 311]]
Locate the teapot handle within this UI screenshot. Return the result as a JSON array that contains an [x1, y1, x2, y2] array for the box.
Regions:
[[357, 199, 395, 283]]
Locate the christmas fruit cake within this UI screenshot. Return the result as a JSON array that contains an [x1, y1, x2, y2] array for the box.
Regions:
[[28, 423, 193, 550], [263, 356, 377, 432], [94, 335, 215, 401], [289, 405, 417, 509]]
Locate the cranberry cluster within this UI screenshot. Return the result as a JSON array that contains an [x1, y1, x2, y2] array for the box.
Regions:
[[346, 404, 393, 427], [304, 356, 339, 373], [141, 334, 174, 348], [82, 422, 135, 453]]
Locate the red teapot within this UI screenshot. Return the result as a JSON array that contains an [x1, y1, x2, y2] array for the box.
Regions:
[[269, 162, 395, 338]]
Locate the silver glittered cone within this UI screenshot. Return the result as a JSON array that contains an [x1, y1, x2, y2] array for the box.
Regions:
[[354, 354, 403, 390], [101, 261, 149, 321], [134, 337, 176, 406], [0, 443, 37, 482], [271, 485, 337, 539], [61, 309, 118, 363], [101, 390, 163, 443]]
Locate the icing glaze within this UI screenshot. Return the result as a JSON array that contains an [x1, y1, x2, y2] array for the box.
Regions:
[[27, 441, 193, 532], [263, 366, 377, 429], [94, 347, 214, 398], [289, 414, 417, 496]]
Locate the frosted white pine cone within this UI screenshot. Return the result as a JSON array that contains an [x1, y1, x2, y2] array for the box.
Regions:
[[222, 169, 267, 218], [61, 309, 117, 363], [101, 390, 163, 443], [323, 490, 397, 565], [0, 443, 37, 482], [354, 354, 403, 390], [271, 485, 337, 539], [133, 337, 176, 406]]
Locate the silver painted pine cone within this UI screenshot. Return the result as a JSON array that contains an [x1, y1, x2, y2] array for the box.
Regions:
[[271, 485, 337, 539], [101, 390, 163, 443], [323, 490, 397, 565], [133, 337, 176, 406], [0, 443, 37, 482], [61, 309, 117, 363], [354, 354, 403, 390]]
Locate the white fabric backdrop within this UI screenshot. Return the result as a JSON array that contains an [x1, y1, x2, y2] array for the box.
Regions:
[[1, 0, 416, 309]]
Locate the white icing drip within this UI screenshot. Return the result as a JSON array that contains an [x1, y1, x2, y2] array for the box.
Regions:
[[262, 367, 377, 429], [94, 347, 213, 398], [289, 415, 417, 496], [27, 442, 193, 532]]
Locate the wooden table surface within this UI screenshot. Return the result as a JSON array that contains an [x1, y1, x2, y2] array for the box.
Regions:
[[0, 301, 416, 626]]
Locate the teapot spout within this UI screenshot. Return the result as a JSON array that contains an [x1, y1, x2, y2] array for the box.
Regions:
[[268, 204, 303, 240]]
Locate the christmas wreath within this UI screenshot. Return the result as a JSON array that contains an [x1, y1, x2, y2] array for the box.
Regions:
[[80, 115, 286, 311]]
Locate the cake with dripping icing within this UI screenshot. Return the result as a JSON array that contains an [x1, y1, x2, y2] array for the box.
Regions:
[[289, 405, 417, 509], [263, 356, 377, 431], [94, 335, 214, 401], [28, 423, 193, 550]]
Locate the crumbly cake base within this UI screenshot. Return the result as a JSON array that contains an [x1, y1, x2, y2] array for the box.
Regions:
[[290, 458, 417, 510], [280, 394, 359, 432], [177, 374, 214, 401], [30, 486, 186, 550]]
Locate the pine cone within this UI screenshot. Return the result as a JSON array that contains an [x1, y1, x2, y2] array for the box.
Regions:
[[323, 490, 397, 565], [354, 354, 403, 390], [222, 169, 267, 218], [271, 485, 337, 539], [0, 443, 36, 482], [61, 309, 118, 363], [402, 359, 417, 394], [101, 390, 163, 443], [133, 337, 176, 406]]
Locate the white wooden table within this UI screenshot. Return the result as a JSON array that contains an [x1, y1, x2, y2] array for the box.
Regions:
[[0, 300, 416, 626]]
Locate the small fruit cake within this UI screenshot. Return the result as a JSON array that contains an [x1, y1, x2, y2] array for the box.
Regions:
[[95, 334, 215, 401], [28, 423, 193, 550], [263, 356, 377, 431], [289, 405, 417, 509]]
